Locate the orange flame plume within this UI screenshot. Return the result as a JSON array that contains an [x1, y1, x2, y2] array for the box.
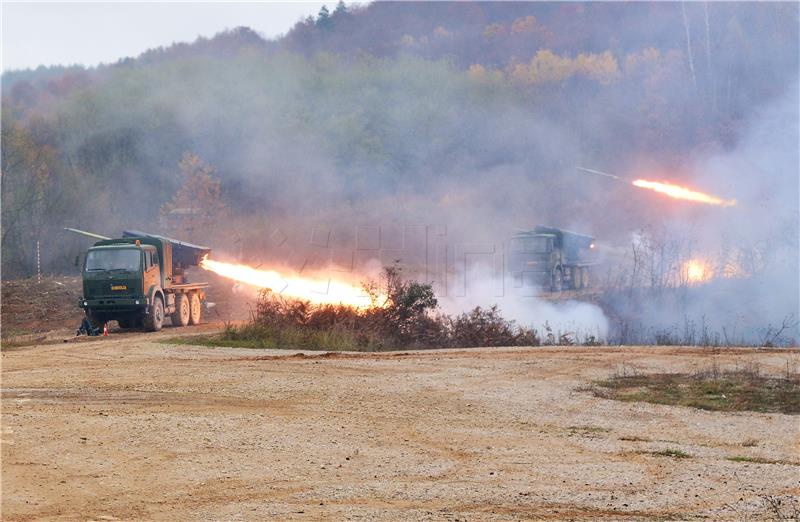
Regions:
[[684, 259, 713, 284], [632, 179, 736, 207], [200, 257, 380, 309]]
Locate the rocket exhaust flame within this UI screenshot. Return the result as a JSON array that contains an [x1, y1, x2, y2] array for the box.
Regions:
[[632, 179, 737, 207], [577, 167, 736, 207], [200, 257, 381, 309]]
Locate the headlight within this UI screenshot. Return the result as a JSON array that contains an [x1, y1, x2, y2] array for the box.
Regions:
[[135, 300, 140, 305], [83, 301, 88, 306]]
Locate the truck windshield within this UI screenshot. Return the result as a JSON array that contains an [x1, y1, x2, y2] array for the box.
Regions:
[[86, 249, 141, 272], [510, 237, 550, 253]]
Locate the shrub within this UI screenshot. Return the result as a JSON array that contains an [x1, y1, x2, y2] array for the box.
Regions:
[[447, 305, 539, 347]]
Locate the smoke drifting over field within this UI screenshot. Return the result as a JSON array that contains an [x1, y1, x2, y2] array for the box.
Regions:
[[437, 271, 610, 341], [2, 2, 797, 344], [614, 81, 799, 345]]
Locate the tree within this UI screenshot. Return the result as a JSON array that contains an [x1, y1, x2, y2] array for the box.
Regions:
[[681, 1, 698, 90], [316, 5, 332, 29], [333, 1, 347, 17], [1, 115, 59, 277], [367, 265, 439, 345], [160, 153, 225, 243]]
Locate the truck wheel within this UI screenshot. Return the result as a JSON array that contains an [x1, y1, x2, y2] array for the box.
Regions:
[[581, 268, 590, 289], [571, 267, 582, 290], [171, 293, 190, 327], [188, 292, 202, 325], [552, 269, 563, 293], [144, 296, 164, 332]]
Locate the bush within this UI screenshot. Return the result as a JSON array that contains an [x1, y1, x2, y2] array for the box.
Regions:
[[366, 265, 443, 347], [448, 305, 539, 347]]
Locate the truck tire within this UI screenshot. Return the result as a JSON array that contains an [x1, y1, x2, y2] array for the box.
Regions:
[[188, 292, 202, 325], [571, 267, 582, 290], [171, 293, 190, 327], [144, 296, 164, 332], [552, 268, 563, 293], [581, 267, 590, 289]]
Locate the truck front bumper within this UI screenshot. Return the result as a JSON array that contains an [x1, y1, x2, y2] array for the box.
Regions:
[[79, 297, 147, 312]]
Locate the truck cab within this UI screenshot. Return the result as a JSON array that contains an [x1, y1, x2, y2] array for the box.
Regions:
[[508, 232, 559, 290], [508, 226, 596, 292], [81, 243, 151, 326]]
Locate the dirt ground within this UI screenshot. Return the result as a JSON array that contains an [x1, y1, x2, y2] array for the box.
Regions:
[[2, 331, 799, 521], [0, 274, 250, 344], [0, 277, 85, 339]]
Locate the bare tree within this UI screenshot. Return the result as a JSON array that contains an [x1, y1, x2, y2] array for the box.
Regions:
[[703, 2, 716, 110], [681, 1, 697, 91]]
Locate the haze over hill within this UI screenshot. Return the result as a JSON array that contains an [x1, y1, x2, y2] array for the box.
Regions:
[[2, 2, 797, 342]]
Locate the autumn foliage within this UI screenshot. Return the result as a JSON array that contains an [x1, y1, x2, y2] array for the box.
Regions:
[[1, 2, 797, 278], [160, 153, 225, 243]]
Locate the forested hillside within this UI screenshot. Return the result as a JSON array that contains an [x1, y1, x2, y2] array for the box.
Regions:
[[2, 1, 798, 278]]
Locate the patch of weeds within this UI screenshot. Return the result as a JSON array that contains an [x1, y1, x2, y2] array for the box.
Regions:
[[589, 364, 800, 414], [566, 425, 611, 437], [649, 448, 691, 459], [740, 438, 759, 447], [726, 456, 796, 465], [157, 334, 293, 350], [158, 335, 220, 346], [165, 324, 379, 351], [726, 455, 767, 463], [619, 435, 650, 442]]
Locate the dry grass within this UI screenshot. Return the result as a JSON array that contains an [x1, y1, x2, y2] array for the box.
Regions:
[[619, 435, 650, 442], [590, 362, 800, 414], [648, 448, 692, 459], [726, 456, 796, 465]]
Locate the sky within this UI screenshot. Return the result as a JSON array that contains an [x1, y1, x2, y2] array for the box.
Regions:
[[1, 1, 330, 71]]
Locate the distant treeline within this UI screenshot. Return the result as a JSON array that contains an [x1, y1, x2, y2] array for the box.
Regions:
[[2, 2, 797, 278]]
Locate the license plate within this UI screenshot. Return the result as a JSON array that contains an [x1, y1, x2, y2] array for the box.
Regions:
[[111, 285, 127, 291]]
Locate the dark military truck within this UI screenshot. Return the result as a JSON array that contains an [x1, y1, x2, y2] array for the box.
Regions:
[[74, 229, 210, 331], [508, 226, 597, 292]]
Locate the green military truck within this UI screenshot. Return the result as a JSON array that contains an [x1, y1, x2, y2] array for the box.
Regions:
[[508, 226, 597, 292], [68, 229, 210, 331]]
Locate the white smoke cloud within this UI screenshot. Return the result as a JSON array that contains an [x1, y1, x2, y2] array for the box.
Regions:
[[438, 266, 609, 341]]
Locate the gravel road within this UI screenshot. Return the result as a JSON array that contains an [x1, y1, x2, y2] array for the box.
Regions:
[[2, 331, 798, 520]]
